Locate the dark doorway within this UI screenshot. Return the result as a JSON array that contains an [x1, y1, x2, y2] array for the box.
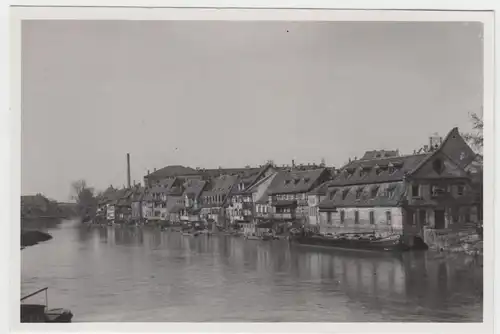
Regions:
[[434, 210, 445, 229], [418, 210, 426, 226]]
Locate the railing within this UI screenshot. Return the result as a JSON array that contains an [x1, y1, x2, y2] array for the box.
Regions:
[[21, 287, 48, 305]]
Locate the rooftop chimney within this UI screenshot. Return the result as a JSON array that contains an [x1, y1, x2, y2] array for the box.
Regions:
[[126, 153, 131, 188]]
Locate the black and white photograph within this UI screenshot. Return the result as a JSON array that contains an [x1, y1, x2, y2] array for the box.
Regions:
[[8, 4, 495, 331]]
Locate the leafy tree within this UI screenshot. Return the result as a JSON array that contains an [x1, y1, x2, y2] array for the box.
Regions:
[[463, 112, 483, 152]]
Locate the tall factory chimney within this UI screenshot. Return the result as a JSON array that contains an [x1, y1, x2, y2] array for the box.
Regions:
[[126, 153, 131, 188]]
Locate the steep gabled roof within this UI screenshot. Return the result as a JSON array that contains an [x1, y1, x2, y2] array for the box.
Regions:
[[98, 186, 118, 204], [268, 168, 329, 195], [410, 127, 476, 175], [110, 188, 131, 205], [232, 163, 275, 195], [245, 172, 278, 194], [202, 174, 239, 196], [182, 179, 207, 199], [308, 181, 332, 195]]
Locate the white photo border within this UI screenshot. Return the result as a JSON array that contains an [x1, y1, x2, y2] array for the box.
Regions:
[[4, 3, 497, 334]]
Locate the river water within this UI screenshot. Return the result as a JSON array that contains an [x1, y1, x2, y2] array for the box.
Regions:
[[21, 219, 483, 322]]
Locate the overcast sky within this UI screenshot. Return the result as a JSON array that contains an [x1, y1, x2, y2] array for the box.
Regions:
[[21, 20, 483, 201]]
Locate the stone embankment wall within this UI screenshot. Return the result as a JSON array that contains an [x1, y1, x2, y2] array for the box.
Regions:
[[423, 227, 483, 256]]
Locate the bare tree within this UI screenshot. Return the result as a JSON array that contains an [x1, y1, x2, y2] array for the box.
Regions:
[[463, 111, 483, 152]]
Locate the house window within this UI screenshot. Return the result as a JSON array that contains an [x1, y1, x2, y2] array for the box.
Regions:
[[457, 184, 465, 196], [386, 211, 392, 225], [327, 212, 332, 224], [433, 159, 444, 174], [452, 208, 459, 223], [371, 186, 379, 198], [386, 186, 395, 199], [431, 184, 445, 197], [412, 184, 420, 198], [340, 210, 345, 223], [354, 211, 359, 224], [369, 211, 375, 225], [388, 166, 395, 174], [464, 207, 471, 222]]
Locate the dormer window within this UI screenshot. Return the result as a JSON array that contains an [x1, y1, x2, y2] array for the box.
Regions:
[[355, 187, 364, 199], [329, 189, 337, 200], [342, 188, 350, 200], [371, 185, 379, 198], [374, 164, 382, 175], [345, 168, 355, 179], [388, 163, 395, 174]]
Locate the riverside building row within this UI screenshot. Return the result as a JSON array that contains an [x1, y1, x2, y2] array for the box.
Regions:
[[96, 128, 483, 246]]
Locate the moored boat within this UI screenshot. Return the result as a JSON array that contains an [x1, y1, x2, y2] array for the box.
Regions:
[[290, 233, 411, 252], [81, 215, 92, 223], [182, 231, 200, 237], [21, 287, 73, 323]]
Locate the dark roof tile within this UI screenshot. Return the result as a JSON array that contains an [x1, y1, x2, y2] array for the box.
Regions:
[[268, 168, 329, 195], [329, 154, 430, 186], [146, 165, 198, 179], [319, 181, 406, 209]]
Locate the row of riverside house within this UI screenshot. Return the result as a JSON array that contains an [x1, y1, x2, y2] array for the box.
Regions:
[[95, 127, 482, 247]]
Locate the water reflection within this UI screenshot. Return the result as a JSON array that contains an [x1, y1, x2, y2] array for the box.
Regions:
[[21, 221, 482, 322]]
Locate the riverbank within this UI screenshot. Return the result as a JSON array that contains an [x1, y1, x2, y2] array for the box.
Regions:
[[423, 227, 483, 257], [21, 230, 53, 248]]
